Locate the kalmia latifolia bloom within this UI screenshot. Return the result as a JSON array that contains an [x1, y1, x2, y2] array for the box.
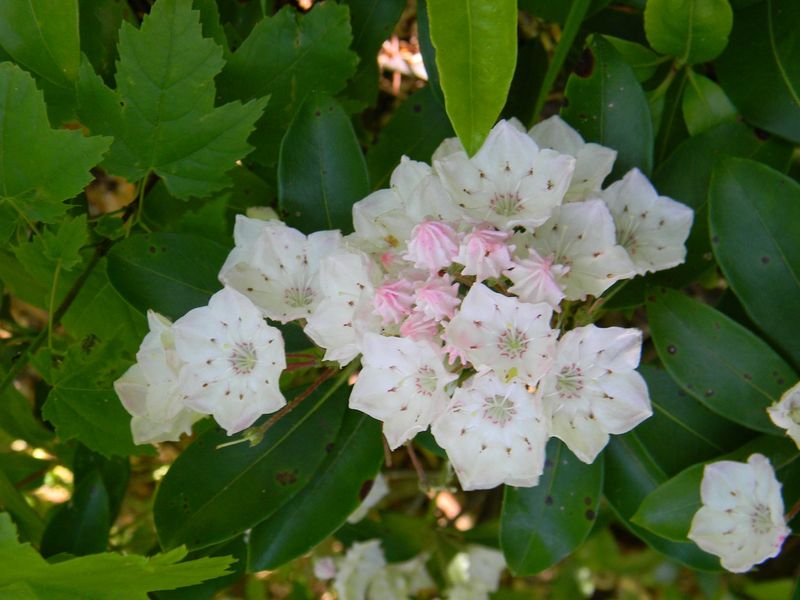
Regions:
[[767, 380, 800, 449], [114, 117, 693, 496], [688, 454, 790, 573]]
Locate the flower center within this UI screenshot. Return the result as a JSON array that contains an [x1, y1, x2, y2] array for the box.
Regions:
[[414, 366, 438, 397], [284, 285, 315, 308], [230, 342, 258, 374], [789, 402, 800, 425], [555, 363, 584, 399], [497, 327, 528, 359], [483, 394, 516, 426], [490, 192, 523, 216], [750, 503, 774, 535]]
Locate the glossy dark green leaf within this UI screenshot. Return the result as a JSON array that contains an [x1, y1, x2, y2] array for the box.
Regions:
[[426, 0, 517, 154], [248, 410, 383, 570], [518, 0, 611, 23], [154, 376, 350, 551], [647, 288, 797, 433], [709, 158, 800, 369], [644, 0, 733, 64], [278, 93, 369, 235], [107, 233, 228, 321], [636, 366, 752, 476], [366, 86, 454, 190], [605, 35, 663, 83], [217, 2, 358, 166], [652, 69, 689, 165], [0, 466, 44, 544], [682, 71, 737, 135], [604, 433, 720, 570], [502, 37, 548, 126], [0, 0, 80, 88], [562, 34, 653, 177], [342, 0, 406, 108], [716, 0, 800, 142], [632, 436, 798, 541], [40, 471, 110, 557], [500, 440, 603, 575], [72, 445, 130, 521], [416, 0, 443, 104]]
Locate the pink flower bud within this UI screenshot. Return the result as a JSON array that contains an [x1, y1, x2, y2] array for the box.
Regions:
[[400, 311, 439, 342], [456, 225, 515, 281], [414, 274, 461, 321], [403, 220, 460, 272], [373, 279, 415, 324]]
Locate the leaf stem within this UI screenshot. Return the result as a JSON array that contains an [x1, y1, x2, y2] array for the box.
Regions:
[[0, 240, 111, 397], [786, 496, 800, 522], [47, 259, 62, 350], [529, 0, 592, 126]]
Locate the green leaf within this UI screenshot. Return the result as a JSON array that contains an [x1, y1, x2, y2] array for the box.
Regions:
[[217, 2, 358, 167], [278, 93, 369, 235], [40, 471, 110, 557], [14, 216, 89, 281], [500, 440, 603, 575], [0, 468, 45, 545], [98, 0, 267, 198], [79, 0, 131, 83], [0, 63, 110, 224], [603, 433, 721, 570], [716, 0, 800, 143], [644, 0, 733, 64], [426, 0, 517, 154], [154, 375, 350, 551], [416, 0, 444, 104], [709, 158, 800, 369], [0, 453, 50, 492], [0, 368, 52, 447], [342, 0, 406, 108], [0, 0, 80, 87], [605, 35, 664, 83], [632, 435, 798, 541], [682, 71, 737, 135], [107, 233, 229, 321], [562, 34, 654, 177], [71, 445, 130, 521], [366, 86, 454, 190], [646, 287, 797, 434], [635, 366, 752, 476], [40, 340, 152, 457], [518, 0, 611, 23], [247, 409, 383, 570], [0, 513, 235, 599]]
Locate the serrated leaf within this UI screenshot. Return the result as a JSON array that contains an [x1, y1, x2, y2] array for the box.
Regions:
[[278, 93, 369, 234], [154, 376, 349, 551], [97, 0, 267, 198], [562, 35, 653, 177], [426, 0, 517, 155], [79, 0, 131, 83], [40, 341, 153, 457], [217, 2, 358, 166], [631, 435, 798, 542], [709, 158, 800, 369], [0, 513, 234, 599], [644, 0, 733, 65], [500, 440, 603, 575], [107, 233, 229, 321], [0, 0, 80, 88], [14, 216, 89, 280], [0, 63, 110, 224], [647, 287, 797, 433], [247, 409, 383, 570]]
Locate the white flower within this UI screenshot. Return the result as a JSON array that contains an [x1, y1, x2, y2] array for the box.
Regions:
[[446, 545, 506, 600], [444, 283, 555, 385], [114, 311, 202, 445], [505, 247, 568, 310], [528, 115, 616, 202], [436, 120, 575, 229], [600, 169, 693, 275], [347, 473, 389, 524], [529, 200, 636, 301], [333, 540, 386, 600], [688, 453, 790, 573], [304, 248, 382, 365], [540, 325, 651, 464], [219, 216, 342, 323], [172, 287, 286, 435], [368, 553, 434, 599], [431, 373, 549, 490], [455, 225, 515, 282], [350, 333, 457, 449], [767, 381, 800, 449]]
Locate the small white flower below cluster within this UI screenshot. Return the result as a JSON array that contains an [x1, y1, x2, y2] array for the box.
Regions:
[[688, 453, 790, 573]]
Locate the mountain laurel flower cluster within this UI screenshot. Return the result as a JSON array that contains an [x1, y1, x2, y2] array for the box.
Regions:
[[115, 117, 693, 491], [688, 454, 790, 573]]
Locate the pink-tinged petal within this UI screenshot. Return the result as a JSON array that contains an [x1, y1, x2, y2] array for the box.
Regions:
[[403, 220, 460, 272]]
